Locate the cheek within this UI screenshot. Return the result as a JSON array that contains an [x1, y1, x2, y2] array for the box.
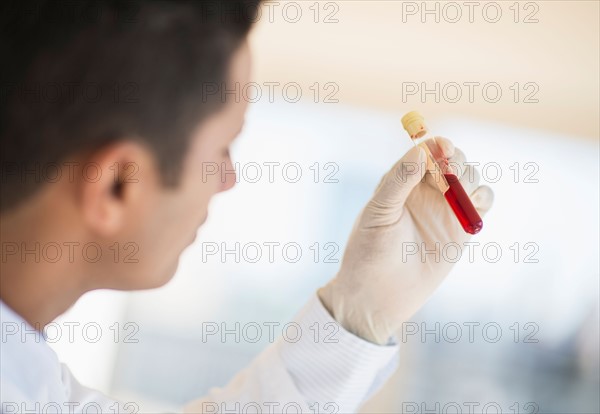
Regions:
[[183, 177, 216, 212], [178, 160, 225, 214]]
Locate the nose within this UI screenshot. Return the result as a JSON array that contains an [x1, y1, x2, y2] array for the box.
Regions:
[[219, 157, 236, 193]]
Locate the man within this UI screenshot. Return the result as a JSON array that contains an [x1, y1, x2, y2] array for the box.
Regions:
[[0, 1, 493, 412]]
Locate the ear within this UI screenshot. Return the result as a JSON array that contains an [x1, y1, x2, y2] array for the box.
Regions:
[[79, 140, 159, 238]]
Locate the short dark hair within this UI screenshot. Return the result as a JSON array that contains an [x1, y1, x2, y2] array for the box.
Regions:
[[0, 0, 261, 212]]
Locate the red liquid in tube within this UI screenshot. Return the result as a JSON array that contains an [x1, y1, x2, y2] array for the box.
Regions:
[[401, 111, 485, 235], [443, 174, 483, 234]]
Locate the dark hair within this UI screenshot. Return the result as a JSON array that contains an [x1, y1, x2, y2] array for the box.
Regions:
[[0, 0, 261, 212]]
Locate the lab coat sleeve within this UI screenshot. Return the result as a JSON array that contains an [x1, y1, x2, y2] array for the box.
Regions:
[[60, 364, 141, 413], [183, 294, 400, 414]]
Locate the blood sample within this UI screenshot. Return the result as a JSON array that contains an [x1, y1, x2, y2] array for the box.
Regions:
[[401, 111, 483, 234], [443, 173, 483, 234]]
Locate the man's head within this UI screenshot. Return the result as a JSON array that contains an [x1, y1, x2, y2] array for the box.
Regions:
[[1, 1, 259, 291]]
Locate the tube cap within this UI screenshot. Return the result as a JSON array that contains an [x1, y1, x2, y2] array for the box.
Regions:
[[401, 111, 428, 139]]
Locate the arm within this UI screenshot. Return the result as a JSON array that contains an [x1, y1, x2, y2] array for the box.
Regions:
[[185, 138, 493, 412], [183, 294, 399, 414], [60, 139, 492, 413]]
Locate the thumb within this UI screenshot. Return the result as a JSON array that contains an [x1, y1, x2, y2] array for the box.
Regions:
[[364, 145, 427, 227]]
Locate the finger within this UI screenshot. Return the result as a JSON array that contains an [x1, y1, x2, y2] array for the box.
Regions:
[[424, 137, 459, 189], [470, 185, 494, 216], [433, 136, 455, 158], [447, 147, 466, 177], [459, 164, 480, 196], [365, 145, 427, 225]]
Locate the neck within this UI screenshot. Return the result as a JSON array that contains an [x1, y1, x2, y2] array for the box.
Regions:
[[0, 271, 89, 329], [0, 192, 93, 329]]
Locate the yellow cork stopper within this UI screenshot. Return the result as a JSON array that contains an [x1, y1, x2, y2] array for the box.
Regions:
[[401, 111, 428, 139]]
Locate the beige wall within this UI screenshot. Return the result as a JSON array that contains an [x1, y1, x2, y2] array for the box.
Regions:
[[249, 1, 599, 140]]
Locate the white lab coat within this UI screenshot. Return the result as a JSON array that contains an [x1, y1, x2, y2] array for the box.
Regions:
[[1, 295, 399, 413]]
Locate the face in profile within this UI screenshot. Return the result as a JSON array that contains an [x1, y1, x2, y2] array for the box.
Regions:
[[114, 41, 251, 289], [0, 1, 261, 325]]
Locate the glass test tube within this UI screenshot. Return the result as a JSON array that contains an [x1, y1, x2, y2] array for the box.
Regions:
[[401, 111, 483, 235]]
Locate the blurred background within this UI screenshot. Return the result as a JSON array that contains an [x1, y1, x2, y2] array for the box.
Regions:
[[49, 1, 599, 413]]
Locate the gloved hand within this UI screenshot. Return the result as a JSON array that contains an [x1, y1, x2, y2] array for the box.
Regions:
[[318, 137, 494, 345]]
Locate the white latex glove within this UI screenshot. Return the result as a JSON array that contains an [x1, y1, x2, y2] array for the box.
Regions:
[[318, 137, 494, 345]]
